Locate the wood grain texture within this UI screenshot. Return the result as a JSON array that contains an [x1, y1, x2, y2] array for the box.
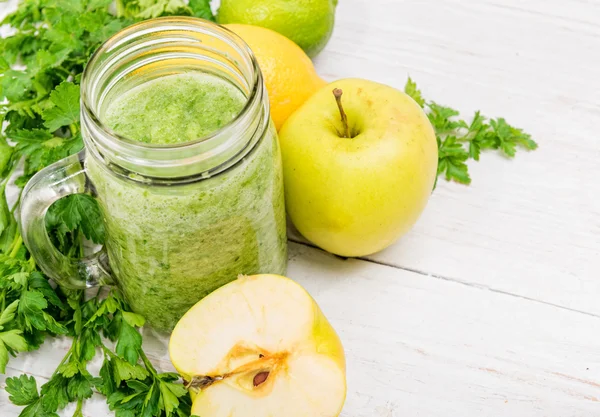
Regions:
[[2, 0, 600, 415], [2, 243, 600, 416]]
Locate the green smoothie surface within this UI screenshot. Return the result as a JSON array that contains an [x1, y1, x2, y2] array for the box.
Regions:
[[104, 73, 246, 144]]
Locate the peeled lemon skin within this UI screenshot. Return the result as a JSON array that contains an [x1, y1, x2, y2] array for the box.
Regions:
[[279, 79, 439, 257], [224, 24, 326, 130], [218, 0, 337, 58]]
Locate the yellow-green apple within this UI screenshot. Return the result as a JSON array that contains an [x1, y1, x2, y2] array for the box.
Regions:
[[169, 274, 346, 417], [279, 78, 438, 257]]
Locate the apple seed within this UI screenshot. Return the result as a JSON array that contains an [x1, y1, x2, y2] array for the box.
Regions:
[[253, 371, 270, 387]]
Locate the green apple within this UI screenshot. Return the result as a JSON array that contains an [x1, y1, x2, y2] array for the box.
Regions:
[[169, 274, 346, 417], [279, 78, 438, 257]]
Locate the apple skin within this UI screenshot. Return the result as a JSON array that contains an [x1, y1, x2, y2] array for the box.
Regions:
[[279, 78, 438, 257]]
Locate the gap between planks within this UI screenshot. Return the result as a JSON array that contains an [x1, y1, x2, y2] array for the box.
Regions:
[[288, 237, 600, 320]]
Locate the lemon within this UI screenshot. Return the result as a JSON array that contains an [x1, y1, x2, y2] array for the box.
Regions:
[[218, 0, 337, 58], [225, 24, 326, 130]]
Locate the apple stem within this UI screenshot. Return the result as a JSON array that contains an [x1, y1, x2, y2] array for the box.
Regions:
[[186, 375, 222, 390], [333, 88, 351, 139]]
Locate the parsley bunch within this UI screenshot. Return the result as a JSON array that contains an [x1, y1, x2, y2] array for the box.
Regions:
[[5, 290, 192, 417], [1, 0, 213, 416], [405, 78, 538, 185]]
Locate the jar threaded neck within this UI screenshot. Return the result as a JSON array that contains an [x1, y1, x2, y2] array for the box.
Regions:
[[81, 17, 269, 182]]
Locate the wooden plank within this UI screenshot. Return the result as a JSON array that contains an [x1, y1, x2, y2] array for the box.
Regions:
[[2, 243, 599, 416], [289, 0, 600, 315]]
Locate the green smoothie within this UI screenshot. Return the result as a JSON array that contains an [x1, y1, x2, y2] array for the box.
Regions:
[[87, 72, 287, 330], [104, 73, 246, 144]]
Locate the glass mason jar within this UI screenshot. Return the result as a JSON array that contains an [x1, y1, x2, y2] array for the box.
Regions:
[[20, 18, 287, 331]]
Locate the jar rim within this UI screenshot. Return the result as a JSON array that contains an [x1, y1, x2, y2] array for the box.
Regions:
[[81, 16, 262, 151]]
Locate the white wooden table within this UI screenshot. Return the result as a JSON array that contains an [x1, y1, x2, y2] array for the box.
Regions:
[[2, 0, 600, 415]]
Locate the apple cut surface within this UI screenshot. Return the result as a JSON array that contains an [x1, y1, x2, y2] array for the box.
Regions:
[[169, 274, 346, 417]]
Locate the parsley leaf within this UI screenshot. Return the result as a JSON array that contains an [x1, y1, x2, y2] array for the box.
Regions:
[[116, 313, 143, 365], [159, 380, 188, 415], [0, 343, 8, 373], [5, 374, 39, 406], [112, 356, 150, 384], [40, 373, 70, 412], [17, 290, 67, 335], [427, 102, 465, 134], [0, 329, 29, 351], [0, 300, 19, 330], [66, 373, 94, 401], [189, 0, 215, 20], [437, 136, 471, 184], [464, 111, 489, 160], [115, 0, 215, 20], [105, 349, 192, 417], [404, 77, 425, 108], [18, 291, 49, 330], [7, 288, 191, 417], [49, 194, 106, 244], [10, 128, 83, 177], [42, 82, 81, 131], [28, 272, 64, 309], [405, 78, 538, 186]]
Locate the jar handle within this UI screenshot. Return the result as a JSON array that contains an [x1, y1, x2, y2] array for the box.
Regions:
[[20, 150, 113, 289]]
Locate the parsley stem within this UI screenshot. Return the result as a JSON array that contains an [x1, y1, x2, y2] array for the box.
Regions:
[[10, 190, 23, 215], [55, 66, 71, 78], [1, 289, 6, 312], [74, 301, 83, 336], [52, 344, 75, 378], [101, 344, 115, 358], [139, 350, 158, 376], [2, 161, 19, 197], [73, 229, 84, 258], [75, 399, 83, 415], [8, 235, 23, 258], [6, 94, 48, 113]]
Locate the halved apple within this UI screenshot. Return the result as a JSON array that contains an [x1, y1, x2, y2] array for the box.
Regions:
[[169, 274, 347, 417]]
